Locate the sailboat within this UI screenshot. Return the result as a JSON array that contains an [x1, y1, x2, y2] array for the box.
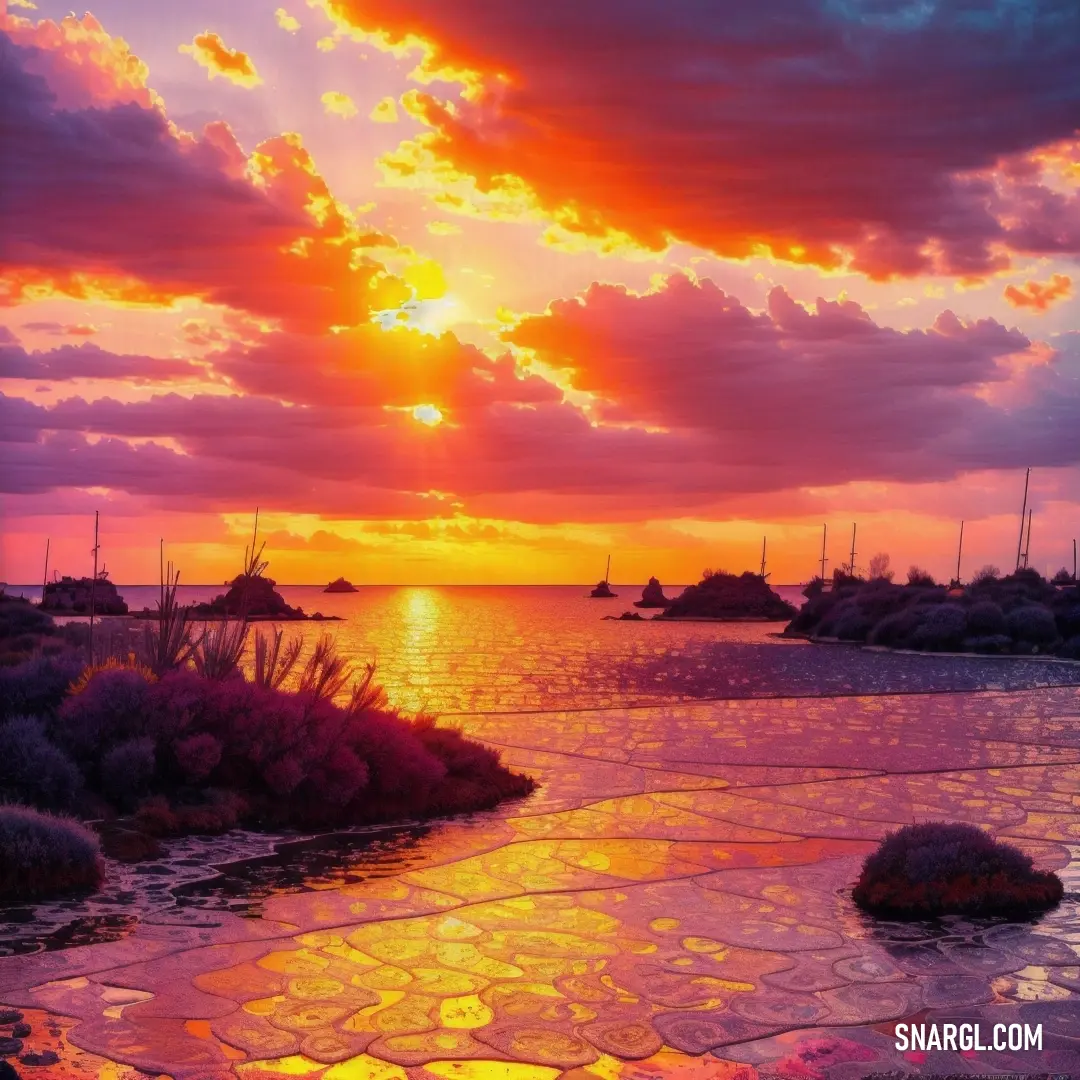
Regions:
[[589, 555, 617, 598]]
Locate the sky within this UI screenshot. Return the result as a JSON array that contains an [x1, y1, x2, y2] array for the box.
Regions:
[[1, 0, 1078, 585]]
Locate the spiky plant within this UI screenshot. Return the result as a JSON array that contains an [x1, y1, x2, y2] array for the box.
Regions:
[[193, 619, 249, 680], [193, 512, 266, 680], [139, 550, 201, 675], [347, 660, 389, 714], [297, 633, 354, 703], [252, 627, 305, 690]]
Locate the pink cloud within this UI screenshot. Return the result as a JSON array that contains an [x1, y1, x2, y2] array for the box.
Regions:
[[0, 23, 408, 332], [2, 285, 1078, 524]]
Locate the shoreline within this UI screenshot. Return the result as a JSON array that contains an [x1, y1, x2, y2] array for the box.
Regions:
[[782, 631, 1080, 666]]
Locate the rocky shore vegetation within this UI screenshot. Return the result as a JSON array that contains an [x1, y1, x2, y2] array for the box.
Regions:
[[787, 566, 1080, 659], [0, 547, 534, 902], [659, 569, 797, 621]]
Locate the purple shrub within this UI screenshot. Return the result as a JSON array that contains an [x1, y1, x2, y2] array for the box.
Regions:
[[868, 608, 922, 648], [298, 747, 370, 811], [1053, 598, 1080, 639], [789, 591, 841, 633], [854, 582, 908, 622], [832, 607, 875, 642], [1005, 604, 1059, 646], [0, 716, 82, 811], [55, 667, 154, 763], [173, 733, 222, 783], [262, 756, 306, 795], [910, 603, 967, 651], [7, 650, 533, 834], [132, 670, 531, 828], [0, 652, 85, 721], [965, 600, 1006, 636], [0, 804, 104, 901], [141, 667, 208, 741], [345, 709, 448, 799], [853, 821, 1063, 917], [100, 737, 157, 807]]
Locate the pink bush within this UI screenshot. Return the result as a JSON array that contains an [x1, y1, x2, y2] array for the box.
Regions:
[[43, 664, 533, 831], [173, 733, 222, 783]]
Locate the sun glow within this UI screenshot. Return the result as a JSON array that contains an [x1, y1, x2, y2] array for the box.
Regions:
[[412, 403, 443, 426]]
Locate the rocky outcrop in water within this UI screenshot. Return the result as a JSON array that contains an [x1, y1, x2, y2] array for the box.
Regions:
[[660, 570, 796, 621], [41, 575, 127, 615], [634, 577, 672, 608], [324, 577, 358, 593], [193, 574, 306, 619]]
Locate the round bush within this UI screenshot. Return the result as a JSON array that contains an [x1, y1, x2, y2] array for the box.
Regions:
[[909, 604, 967, 651], [816, 599, 858, 637], [0, 715, 82, 810], [854, 583, 907, 622], [965, 600, 1006, 637], [1005, 604, 1059, 646], [0, 653, 85, 722], [832, 607, 875, 642], [1051, 600, 1080, 640], [55, 667, 154, 764], [100, 737, 157, 807], [868, 608, 922, 648], [0, 804, 104, 901], [789, 592, 841, 633], [853, 822, 1063, 917]]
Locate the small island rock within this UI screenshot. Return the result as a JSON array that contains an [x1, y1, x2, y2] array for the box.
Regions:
[[324, 577, 358, 593], [634, 577, 672, 608]]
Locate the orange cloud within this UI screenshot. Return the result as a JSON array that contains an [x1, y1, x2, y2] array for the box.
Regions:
[[180, 31, 262, 88], [320, 90, 358, 118], [2, 25, 411, 333], [1003, 273, 1073, 312], [318, 0, 1080, 279]]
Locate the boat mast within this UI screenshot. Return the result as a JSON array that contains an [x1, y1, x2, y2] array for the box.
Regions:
[[955, 521, 964, 585], [89, 510, 100, 662], [604, 554, 611, 584], [1023, 510, 1032, 570], [848, 523, 857, 578], [819, 524, 828, 582], [760, 536, 767, 578], [41, 540, 49, 609], [1015, 468, 1030, 571]]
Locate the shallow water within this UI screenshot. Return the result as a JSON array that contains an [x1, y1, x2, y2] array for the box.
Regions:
[[4, 586, 1080, 1077], [1, 687, 1078, 1078], [12, 583, 1080, 714]]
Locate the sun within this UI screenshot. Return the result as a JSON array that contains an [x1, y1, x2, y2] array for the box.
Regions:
[[412, 403, 444, 426]]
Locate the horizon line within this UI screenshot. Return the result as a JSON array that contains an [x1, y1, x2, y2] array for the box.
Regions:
[[4, 581, 809, 589]]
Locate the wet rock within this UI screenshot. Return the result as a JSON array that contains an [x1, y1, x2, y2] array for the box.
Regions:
[[634, 577, 672, 608], [97, 824, 163, 863], [0, 1061, 19, 1080], [0, 1011, 20, 1026], [9, 1025, 29, 1040], [0, 1037, 23, 1056], [19, 1050, 59, 1067]]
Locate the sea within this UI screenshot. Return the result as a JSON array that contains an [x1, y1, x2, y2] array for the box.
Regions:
[[5, 583, 809, 714]]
